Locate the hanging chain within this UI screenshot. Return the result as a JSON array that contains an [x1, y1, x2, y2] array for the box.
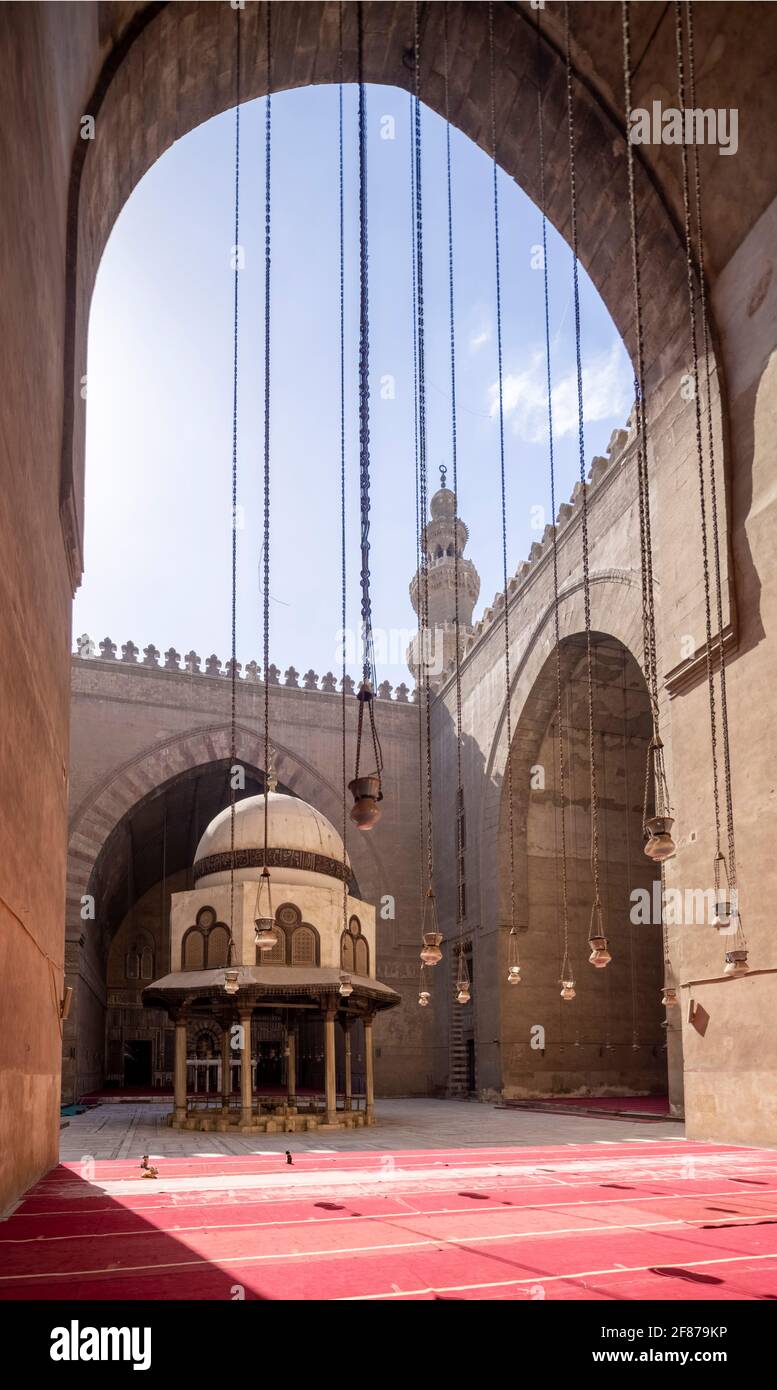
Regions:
[[443, 6, 465, 933], [622, 649, 641, 1035], [674, 1, 722, 864], [262, 0, 272, 860], [357, 1, 375, 693], [414, 0, 435, 893], [410, 88, 427, 918], [537, 7, 570, 978], [565, 3, 602, 914], [489, 1, 516, 936], [622, 1, 660, 733], [684, 1, 737, 895], [228, 5, 241, 963], [338, 1, 349, 935]]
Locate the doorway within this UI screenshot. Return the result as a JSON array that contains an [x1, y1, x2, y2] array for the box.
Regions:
[[123, 1040, 152, 1087]]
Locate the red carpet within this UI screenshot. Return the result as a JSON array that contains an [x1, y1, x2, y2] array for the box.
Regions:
[[545, 1095, 669, 1113], [2, 1140, 777, 1300]]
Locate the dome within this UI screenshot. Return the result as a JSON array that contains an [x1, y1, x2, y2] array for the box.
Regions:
[[193, 791, 350, 888], [430, 485, 456, 521]]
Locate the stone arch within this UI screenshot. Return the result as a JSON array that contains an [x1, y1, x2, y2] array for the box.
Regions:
[[494, 625, 666, 1099], [60, 0, 719, 597], [66, 720, 381, 934], [478, 568, 649, 938]]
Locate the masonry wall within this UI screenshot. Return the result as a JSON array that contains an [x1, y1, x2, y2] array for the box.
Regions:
[[67, 664, 432, 1099], [2, 2, 777, 1216]]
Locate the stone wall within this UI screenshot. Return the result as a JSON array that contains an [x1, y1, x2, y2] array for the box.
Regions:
[[3, 1, 777, 1212], [66, 659, 432, 1100]]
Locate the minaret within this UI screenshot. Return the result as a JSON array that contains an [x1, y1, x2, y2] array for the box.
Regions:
[[408, 466, 480, 687]]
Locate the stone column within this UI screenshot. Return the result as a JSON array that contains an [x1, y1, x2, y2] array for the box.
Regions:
[[174, 1016, 188, 1125], [364, 1014, 375, 1125], [221, 1021, 232, 1113], [324, 1007, 337, 1124], [342, 1019, 352, 1111], [287, 1024, 297, 1111], [239, 1008, 253, 1127]]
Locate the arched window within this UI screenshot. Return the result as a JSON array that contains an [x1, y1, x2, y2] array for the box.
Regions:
[[340, 931, 355, 972], [182, 927, 205, 970], [354, 936, 369, 976], [342, 916, 369, 975], [127, 934, 154, 980], [291, 924, 319, 966], [257, 925, 286, 965], [207, 924, 230, 968]]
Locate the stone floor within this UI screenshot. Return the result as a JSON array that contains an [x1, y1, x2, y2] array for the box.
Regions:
[[60, 1097, 684, 1162]]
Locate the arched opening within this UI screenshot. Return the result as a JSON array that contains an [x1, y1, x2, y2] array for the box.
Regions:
[[75, 757, 273, 1099], [499, 633, 669, 1101]]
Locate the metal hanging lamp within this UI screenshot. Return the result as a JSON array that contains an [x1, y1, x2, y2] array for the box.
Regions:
[[623, 2, 675, 872], [412, 5, 443, 978], [537, 2, 573, 1009], [455, 944, 471, 1006], [677, 1, 744, 978], [587, 899, 611, 969], [418, 961, 431, 1008], [506, 925, 521, 986], [254, 867, 278, 951], [442, 6, 470, 1012], [349, 683, 383, 829], [560, 950, 576, 1000], [712, 851, 733, 931], [419, 888, 443, 967], [565, 3, 611, 972], [349, 5, 384, 832], [643, 735, 676, 862]]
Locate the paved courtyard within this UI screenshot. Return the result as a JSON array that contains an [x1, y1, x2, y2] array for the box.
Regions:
[[59, 1098, 684, 1162], [3, 1101, 776, 1301]]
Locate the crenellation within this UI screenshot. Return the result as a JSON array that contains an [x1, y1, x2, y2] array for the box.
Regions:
[[72, 645, 423, 697]]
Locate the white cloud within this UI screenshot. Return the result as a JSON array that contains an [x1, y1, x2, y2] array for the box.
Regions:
[[489, 340, 632, 443], [469, 326, 490, 353]]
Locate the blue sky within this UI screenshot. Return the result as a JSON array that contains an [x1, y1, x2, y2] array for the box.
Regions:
[[77, 82, 632, 687]]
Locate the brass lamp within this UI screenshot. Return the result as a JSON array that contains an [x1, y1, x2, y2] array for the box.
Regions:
[[254, 868, 278, 950], [587, 900, 611, 969], [419, 888, 443, 966], [643, 735, 676, 862]]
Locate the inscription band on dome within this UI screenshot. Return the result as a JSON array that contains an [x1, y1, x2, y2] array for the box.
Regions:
[[192, 847, 350, 885]]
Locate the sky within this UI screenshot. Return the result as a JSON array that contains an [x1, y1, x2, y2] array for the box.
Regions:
[[77, 82, 633, 689]]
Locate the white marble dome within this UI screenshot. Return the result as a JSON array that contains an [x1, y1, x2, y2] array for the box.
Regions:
[[193, 791, 350, 888]]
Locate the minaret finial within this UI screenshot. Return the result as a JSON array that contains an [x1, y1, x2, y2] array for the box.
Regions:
[[439, 463, 447, 488]]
